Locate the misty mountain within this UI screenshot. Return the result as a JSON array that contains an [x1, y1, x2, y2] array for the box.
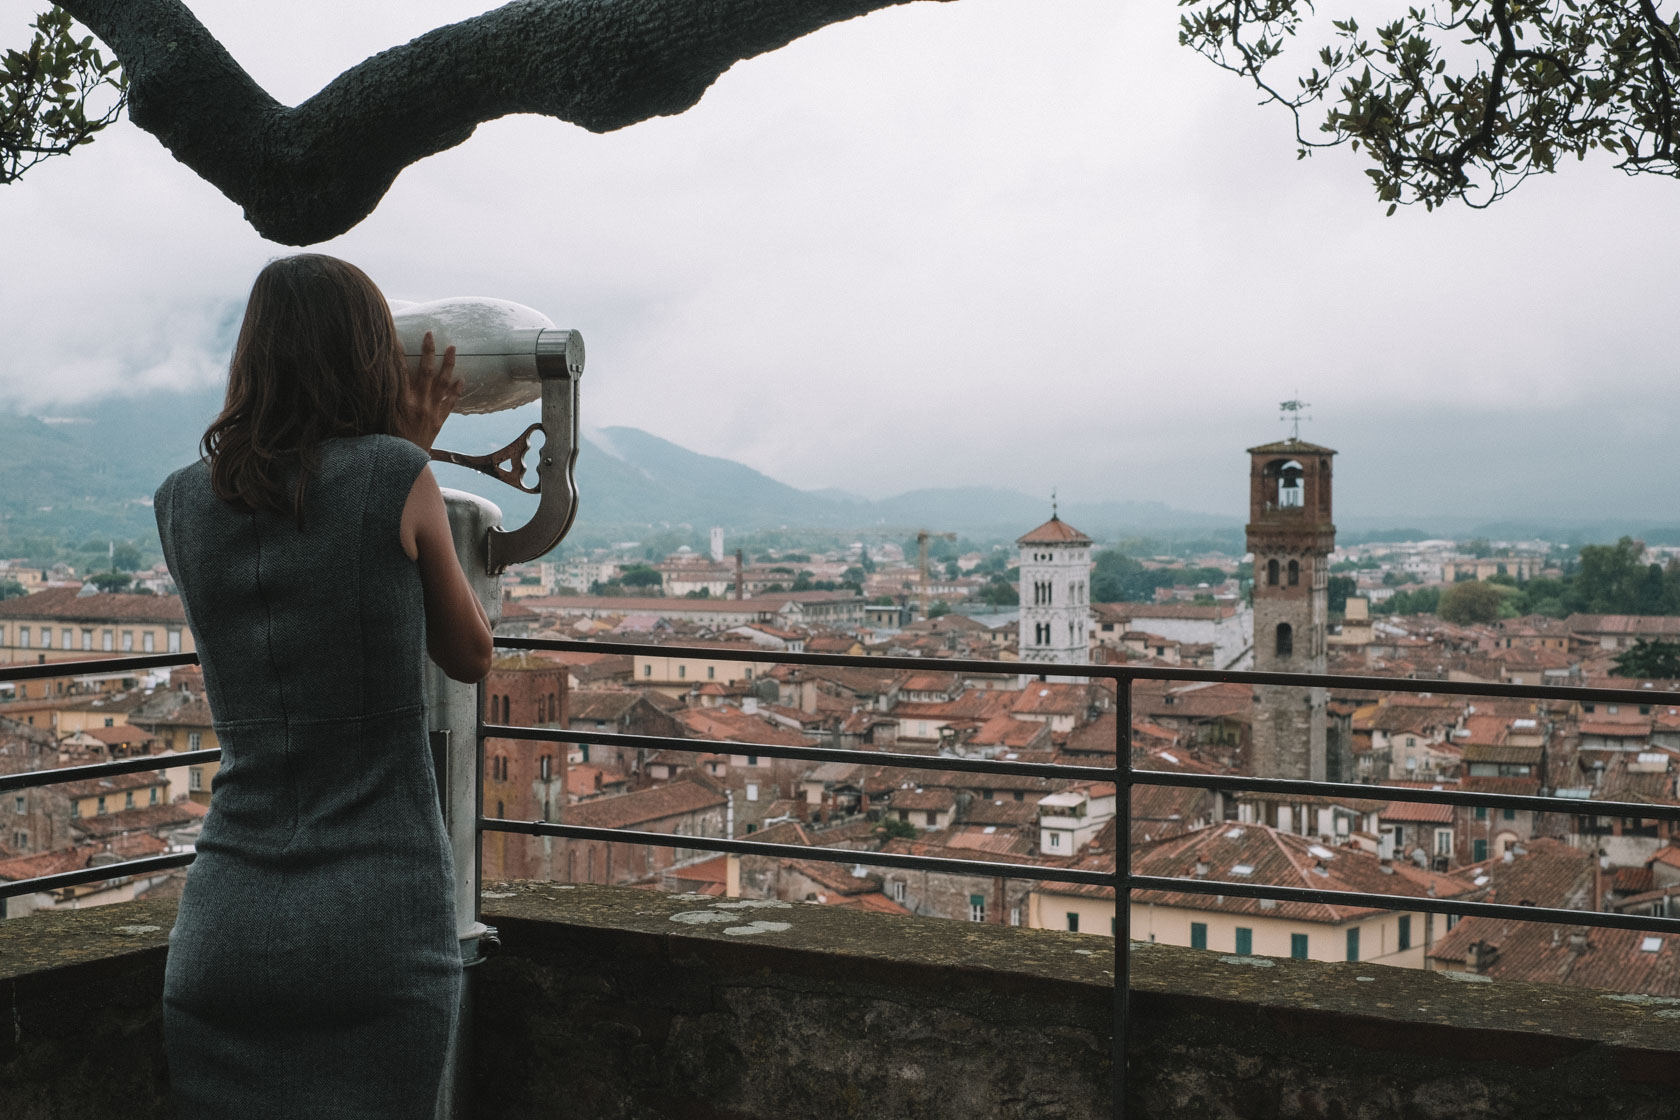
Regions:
[[6, 386, 1674, 550]]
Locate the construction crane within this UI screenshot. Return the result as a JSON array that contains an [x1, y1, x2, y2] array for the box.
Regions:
[[917, 530, 957, 619]]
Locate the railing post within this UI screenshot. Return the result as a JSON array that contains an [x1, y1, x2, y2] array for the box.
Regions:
[[1113, 671, 1132, 1120], [427, 489, 503, 1120]]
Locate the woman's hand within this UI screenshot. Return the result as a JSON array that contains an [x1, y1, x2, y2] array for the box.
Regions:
[[398, 331, 462, 452]]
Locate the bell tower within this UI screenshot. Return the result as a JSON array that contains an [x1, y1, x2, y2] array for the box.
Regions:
[[1246, 433, 1336, 781]]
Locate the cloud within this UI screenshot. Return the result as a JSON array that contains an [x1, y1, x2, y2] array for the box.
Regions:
[[2, 0, 1676, 527]]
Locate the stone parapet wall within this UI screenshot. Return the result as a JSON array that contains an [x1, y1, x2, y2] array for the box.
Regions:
[[5, 885, 1680, 1118]]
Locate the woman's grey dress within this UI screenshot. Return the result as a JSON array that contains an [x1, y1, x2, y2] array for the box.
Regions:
[[155, 435, 461, 1120]]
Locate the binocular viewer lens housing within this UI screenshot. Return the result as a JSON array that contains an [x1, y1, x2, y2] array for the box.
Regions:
[[389, 296, 584, 415]]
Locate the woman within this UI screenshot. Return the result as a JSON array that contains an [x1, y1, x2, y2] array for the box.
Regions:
[[155, 254, 494, 1119]]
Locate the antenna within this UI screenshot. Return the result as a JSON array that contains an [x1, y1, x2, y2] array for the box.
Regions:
[[1051, 487, 1058, 519], [1279, 394, 1311, 441]]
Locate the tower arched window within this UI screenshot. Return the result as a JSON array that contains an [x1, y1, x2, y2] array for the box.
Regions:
[[1276, 622, 1294, 658], [1287, 559, 1300, 587], [501, 695, 511, 724], [1266, 559, 1279, 586]]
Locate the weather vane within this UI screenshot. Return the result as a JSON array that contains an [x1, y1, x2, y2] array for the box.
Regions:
[[1279, 395, 1311, 441]]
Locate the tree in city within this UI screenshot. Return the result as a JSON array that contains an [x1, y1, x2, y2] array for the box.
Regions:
[[0, 579, 25, 600], [1327, 574, 1357, 614], [88, 569, 132, 592], [1613, 638, 1680, 678], [618, 565, 663, 589], [1180, 0, 1680, 212], [1437, 579, 1509, 624], [10, 0, 1680, 243], [875, 817, 920, 841]]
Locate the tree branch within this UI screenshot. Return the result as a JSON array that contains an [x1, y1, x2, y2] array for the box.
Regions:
[[57, 0, 940, 244]]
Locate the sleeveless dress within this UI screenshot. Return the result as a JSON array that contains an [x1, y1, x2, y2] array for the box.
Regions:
[[155, 435, 462, 1120]]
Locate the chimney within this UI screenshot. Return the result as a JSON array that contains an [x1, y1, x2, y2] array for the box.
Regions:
[[735, 549, 744, 600], [1568, 929, 1589, 955], [1466, 940, 1500, 974], [1193, 860, 1210, 878]]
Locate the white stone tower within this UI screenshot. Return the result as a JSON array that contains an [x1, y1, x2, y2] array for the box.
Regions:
[[709, 527, 725, 564], [1016, 506, 1093, 676]]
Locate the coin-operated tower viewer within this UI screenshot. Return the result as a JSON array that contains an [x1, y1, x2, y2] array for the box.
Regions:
[[1246, 436, 1336, 782]]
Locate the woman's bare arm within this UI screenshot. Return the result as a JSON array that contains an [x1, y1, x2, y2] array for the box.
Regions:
[[400, 465, 493, 683]]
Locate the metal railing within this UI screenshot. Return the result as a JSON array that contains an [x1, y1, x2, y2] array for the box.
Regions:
[[5, 641, 1680, 1119]]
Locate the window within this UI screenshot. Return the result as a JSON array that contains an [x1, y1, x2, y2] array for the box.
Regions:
[[501, 696, 511, 724], [537, 696, 546, 722], [1398, 915, 1412, 951], [1346, 928, 1360, 962], [1190, 923, 1208, 950], [744, 667, 753, 680], [1291, 933, 1308, 960], [150, 787, 159, 805], [168, 629, 181, 653], [707, 666, 715, 680], [18, 627, 28, 648], [1068, 912, 1080, 933], [678, 665, 686, 679], [96, 796, 106, 814], [189, 769, 202, 792], [968, 894, 985, 922], [1048, 832, 1062, 849], [1474, 805, 1488, 821], [496, 800, 504, 818], [1275, 622, 1293, 658], [143, 631, 155, 653], [1235, 927, 1253, 955], [125, 791, 134, 809], [643, 664, 652, 677], [1266, 559, 1279, 586], [12, 830, 25, 849], [747, 755, 759, 766], [70, 800, 80, 818], [746, 782, 759, 802], [925, 811, 937, 826], [1434, 829, 1453, 856], [81, 629, 92, 651], [12, 795, 24, 814], [1473, 838, 1488, 862], [122, 630, 134, 652], [890, 879, 906, 903], [60, 629, 71, 648], [540, 756, 551, 781], [1287, 559, 1300, 587], [1502, 807, 1516, 821], [188, 732, 202, 750], [40, 628, 51, 649]]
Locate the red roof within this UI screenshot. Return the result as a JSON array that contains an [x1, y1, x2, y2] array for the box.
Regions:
[[1015, 516, 1093, 546]]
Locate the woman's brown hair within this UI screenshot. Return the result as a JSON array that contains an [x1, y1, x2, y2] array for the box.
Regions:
[[202, 254, 407, 523]]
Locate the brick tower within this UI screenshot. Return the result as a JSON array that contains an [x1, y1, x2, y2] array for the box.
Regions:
[[1246, 437, 1335, 780]]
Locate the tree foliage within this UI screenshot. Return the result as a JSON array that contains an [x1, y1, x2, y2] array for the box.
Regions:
[[2, 7, 123, 184], [1180, 0, 1680, 211], [1090, 550, 1228, 603], [1613, 637, 1680, 677], [1438, 579, 1510, 623]]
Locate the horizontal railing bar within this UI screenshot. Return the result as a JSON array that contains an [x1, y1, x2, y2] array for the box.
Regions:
[[0, 852, 194, 900], [496, 635, 1680, 707], [481, 723, 1110, 783], [479, 816, 1113, 887], [0, 652, 198, 683], [0, 749, 223, 795], [1133, 769, 1680, 823], [1128, 874, 1680, 937]]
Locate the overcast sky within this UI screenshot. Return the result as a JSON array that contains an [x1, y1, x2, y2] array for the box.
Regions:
[[3, 0, 1677, 524]]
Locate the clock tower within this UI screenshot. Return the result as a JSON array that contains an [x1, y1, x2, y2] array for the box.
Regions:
[[1246, 437, 1335, 781]]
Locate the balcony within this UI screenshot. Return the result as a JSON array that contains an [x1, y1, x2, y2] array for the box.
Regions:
[[6, 643, 1680, 1118]]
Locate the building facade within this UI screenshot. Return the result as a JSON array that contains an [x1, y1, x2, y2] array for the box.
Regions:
[[1246, 438, 1336, 781]]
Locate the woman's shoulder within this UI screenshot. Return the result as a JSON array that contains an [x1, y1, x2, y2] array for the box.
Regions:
[[154, 459, 210, 507]]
